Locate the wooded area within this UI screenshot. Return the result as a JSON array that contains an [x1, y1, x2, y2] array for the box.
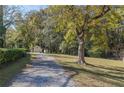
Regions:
[[0, 5, 124, 64]]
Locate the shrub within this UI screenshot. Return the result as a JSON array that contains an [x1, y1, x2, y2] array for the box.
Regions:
[[87, 48, 105, 58], [0, 48, 27, 64]]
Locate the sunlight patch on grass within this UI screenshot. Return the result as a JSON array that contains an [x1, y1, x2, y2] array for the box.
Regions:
[[48, 54, 124, 87]]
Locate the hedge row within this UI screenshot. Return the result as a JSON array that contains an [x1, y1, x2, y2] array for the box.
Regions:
[[0, 48, 27, 64]]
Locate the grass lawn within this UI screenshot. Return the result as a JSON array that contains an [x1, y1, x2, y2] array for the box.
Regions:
[[48, 54, 124, 87], [0, 56, 30, 87]]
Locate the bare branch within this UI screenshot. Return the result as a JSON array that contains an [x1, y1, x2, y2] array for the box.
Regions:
[[3, 6, 20, 29]]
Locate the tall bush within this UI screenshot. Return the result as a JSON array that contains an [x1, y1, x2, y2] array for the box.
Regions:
[[0, 48, 27, 64]]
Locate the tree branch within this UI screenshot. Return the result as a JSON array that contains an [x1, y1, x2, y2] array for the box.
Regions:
[[89, 6, 111, 23], [4, 6, 17, 29], [79, 6, 111, 38]]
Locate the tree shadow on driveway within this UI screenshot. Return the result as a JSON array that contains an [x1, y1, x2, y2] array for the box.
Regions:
[[7, 57, 78, 87]]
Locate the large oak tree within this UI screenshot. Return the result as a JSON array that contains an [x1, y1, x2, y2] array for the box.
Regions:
[[46, 5, 122, 64]]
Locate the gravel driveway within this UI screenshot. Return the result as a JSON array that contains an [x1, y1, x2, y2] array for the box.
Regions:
[[7, 53, 75, 87]]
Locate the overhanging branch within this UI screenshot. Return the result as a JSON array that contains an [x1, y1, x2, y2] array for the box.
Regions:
[[89, 6, 111, 23]]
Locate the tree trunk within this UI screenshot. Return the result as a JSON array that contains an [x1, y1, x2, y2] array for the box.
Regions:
[[0, 38, 4, 48], [77, 37, 86, 64], [0, 5, 4, 48]]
